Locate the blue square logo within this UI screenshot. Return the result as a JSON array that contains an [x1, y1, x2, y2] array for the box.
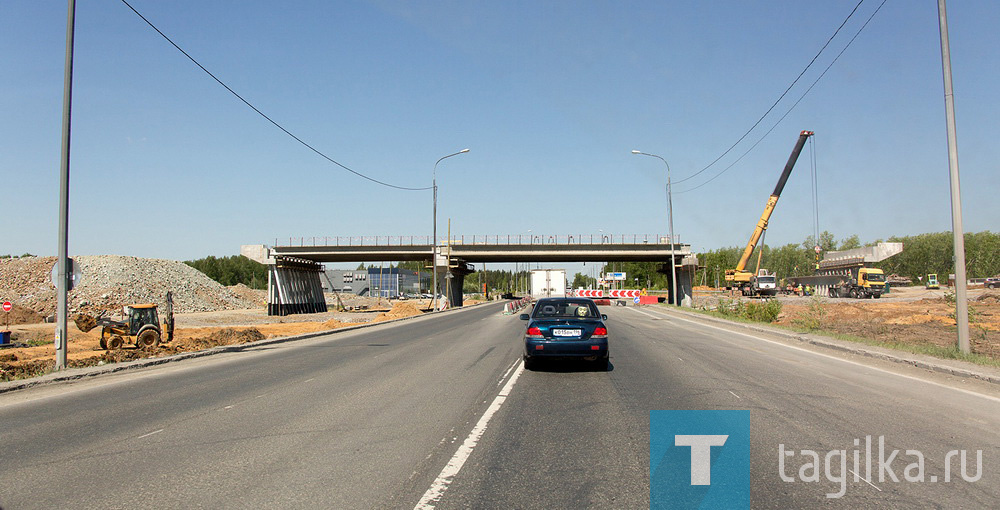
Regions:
[[651, 410, 750, 509]]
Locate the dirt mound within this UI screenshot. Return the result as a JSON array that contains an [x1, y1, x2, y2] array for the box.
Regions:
[[323, 318, 362, 329], [0, 255, 258, 321], [207, 328, 265, 344], [1, 303, 44, 326], [373, 302, 424, 323], [154, 327, 266, 356], [228, 284, 266, 306], [976, 291, 1000, 304]]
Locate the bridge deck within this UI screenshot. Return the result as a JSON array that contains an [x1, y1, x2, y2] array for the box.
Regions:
[[270, 242, 689, 263]]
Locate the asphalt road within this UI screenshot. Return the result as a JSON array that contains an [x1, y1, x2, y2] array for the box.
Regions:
[[1, 302, 997, 509]]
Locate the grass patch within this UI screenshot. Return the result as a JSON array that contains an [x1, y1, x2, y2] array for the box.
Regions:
[[792, 297, 827, 330], [711, 297, 782, 323]]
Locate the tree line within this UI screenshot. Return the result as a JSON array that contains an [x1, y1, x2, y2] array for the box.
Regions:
[[695, 230, 999, 288], [185, 255, 268, 289]]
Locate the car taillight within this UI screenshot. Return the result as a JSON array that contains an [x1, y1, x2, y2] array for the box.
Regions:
[[592, 326, 608, 338], [526, 327, 543, 338]]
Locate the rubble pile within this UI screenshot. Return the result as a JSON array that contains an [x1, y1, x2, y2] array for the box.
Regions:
[[0, 255, 258, 321]]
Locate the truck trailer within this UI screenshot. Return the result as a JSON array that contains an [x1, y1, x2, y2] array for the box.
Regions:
[[531, 269, 567, 299], [786, 243, 902, 299], [789, 267, 887, 299]]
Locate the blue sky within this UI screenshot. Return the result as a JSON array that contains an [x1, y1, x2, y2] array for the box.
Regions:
[[2, 1, 998, 273]]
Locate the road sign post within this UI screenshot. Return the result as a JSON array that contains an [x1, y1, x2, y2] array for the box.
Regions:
[[3, 301, 12, 334]]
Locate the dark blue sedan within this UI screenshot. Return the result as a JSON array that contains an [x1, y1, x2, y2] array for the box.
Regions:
[[520, 297, 609, 371]]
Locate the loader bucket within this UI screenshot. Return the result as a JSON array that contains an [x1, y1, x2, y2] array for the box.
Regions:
[[73, 314, 98, 333]]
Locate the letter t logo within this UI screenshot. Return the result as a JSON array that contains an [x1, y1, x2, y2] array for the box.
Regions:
[[675, 435, 729, 485]]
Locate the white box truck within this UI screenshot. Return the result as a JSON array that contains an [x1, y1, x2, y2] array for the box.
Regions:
[[531, 269, 567, 299]]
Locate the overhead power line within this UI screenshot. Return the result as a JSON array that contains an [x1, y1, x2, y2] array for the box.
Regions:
[[675, 0, 887, 194], [672, 0, 867, 187], [120, 0, 430, 191]]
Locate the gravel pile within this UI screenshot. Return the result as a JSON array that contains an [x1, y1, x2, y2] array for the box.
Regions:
[[0, 255, 258, 319]]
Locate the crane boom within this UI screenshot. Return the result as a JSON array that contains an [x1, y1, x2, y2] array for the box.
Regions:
[[727, 130, 814, 286]]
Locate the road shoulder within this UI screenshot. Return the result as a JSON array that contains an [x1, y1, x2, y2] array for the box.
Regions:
[[641, 304, 1000, 386]]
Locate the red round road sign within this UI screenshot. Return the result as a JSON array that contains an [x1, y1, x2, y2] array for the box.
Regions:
[[2, 301, 11, 312]]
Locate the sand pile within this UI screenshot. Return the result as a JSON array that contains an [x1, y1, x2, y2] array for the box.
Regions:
[[373, 302, 424, 323]]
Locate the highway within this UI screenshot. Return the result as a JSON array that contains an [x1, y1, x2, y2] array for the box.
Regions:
[[1, 302, 997, 509]]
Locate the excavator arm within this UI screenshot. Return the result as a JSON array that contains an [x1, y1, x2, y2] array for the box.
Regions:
[[727, 130, 813, 283]]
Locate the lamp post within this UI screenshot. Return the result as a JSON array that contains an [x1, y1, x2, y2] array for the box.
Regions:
[[632, 150, 678, 306], [432, 149, 469, 310]]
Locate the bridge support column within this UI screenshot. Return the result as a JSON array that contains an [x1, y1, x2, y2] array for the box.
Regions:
[[659, 254, 698, 307], [443, 261, 475, 308], [267, 257, 328, 316]]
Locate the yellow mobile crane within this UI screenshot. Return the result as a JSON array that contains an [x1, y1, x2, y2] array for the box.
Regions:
[[726, 130, 814, 295]]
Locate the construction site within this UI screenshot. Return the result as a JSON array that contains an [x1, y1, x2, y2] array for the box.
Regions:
[[0, 255, 435, 381]]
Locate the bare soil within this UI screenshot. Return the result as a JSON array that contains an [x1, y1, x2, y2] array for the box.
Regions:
[[694, 286, 1000, 359], [0, 299, 435, 382]]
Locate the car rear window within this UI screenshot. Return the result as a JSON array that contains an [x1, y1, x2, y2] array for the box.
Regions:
[[533, 300, 600, 318]]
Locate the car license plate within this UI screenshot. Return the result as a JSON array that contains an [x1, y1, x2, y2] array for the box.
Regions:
[[552, 329, 580, 337]]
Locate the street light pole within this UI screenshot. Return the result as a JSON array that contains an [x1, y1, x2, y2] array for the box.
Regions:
[[937, 0, 970, 354], [55, 0, 77, 370], [432, 149, 469, 311], [632, 150, 679, 306]]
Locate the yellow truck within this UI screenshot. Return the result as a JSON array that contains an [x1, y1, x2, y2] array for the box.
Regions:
[[789, 266, 887, 299]]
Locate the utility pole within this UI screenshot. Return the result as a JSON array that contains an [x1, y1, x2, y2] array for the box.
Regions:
[[55, 0, 76, 370], [937, 0, 971, 354]]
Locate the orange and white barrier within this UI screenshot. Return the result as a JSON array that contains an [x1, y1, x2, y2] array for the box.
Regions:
[[608, 289, 641, 298]]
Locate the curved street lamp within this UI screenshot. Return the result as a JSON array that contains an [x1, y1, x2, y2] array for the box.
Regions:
[[632, 150, 678, 306], [432, 148, 470, 310]]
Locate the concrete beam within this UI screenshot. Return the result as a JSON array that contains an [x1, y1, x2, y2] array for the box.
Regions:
[[267, 243, 690, 264]]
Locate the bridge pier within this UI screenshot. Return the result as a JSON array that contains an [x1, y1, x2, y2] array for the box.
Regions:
[[267, 257, 328, 316], [439, 260, 474, 308], [659, 254, 698, 306]]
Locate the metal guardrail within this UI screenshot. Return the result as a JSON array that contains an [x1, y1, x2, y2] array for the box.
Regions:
[[275, 234, 681, 247]]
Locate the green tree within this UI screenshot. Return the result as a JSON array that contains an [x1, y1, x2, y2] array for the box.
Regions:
[[838, 235, 861, 251], [572, 272, 597, 289], [802, 231, 837, 253], [185, 255, 268, 289]]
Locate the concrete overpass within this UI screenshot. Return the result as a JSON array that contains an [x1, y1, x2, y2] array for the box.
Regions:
[[242, 234, 696, 314]]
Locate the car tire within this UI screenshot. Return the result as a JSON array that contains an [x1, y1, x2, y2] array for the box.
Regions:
[[524, 356, 537, 371]]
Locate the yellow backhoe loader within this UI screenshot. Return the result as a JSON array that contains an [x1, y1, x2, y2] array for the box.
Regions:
[[74, 292, 174, 350]]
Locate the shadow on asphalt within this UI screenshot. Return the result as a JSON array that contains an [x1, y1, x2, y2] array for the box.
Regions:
[[526, 360, 614, 373]]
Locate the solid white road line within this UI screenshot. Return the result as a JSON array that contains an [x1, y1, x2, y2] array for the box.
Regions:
[[848, 469, 883, 492], [729, 390, 742, 399], [497, 359, 519, 387], [625, 307, 660, 319], [624, 306, 1000, 404], [414, 359, 526, 509], [137, 429, 164, 439]]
